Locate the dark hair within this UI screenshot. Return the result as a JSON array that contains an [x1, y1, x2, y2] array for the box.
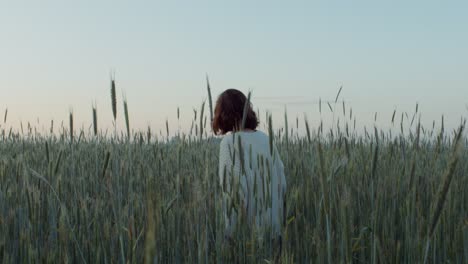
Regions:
[[212, 89, 259, 135]]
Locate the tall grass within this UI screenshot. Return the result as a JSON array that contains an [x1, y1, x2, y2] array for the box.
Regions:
[[92, 103, 98, 136], [110, 75, 117, 122], [0, 96, 466, 263], [424, 123, 465, 263], [69, 110, 73, 143], [123, 94, 130, 140], [206, 75, 214, 127]]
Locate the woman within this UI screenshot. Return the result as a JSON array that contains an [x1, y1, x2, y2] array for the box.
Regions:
[[213, 89, 287, 242]]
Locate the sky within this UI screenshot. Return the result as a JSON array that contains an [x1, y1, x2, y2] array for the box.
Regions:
[[0, 0, 467, 136]]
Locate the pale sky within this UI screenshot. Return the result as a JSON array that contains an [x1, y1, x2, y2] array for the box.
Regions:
[[1, 0, 467, 136]]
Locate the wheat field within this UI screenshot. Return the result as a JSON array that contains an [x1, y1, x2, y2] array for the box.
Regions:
[[0, 85, 467, 263]]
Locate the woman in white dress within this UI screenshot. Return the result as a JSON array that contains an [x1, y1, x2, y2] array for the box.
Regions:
[[212, 89, 287, 245]]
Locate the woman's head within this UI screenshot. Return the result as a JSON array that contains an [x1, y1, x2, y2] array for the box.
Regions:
[[212, 89, 259, 135]]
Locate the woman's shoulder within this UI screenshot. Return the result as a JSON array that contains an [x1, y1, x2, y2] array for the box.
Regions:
[[220, 131, 270, 150], [220, 133, 234, 146], [222, 130, 268, 141], [244, 130, 269, 142]]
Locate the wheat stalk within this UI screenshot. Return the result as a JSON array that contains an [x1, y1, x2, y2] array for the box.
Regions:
[[123, 94, 130, 140], [268, 113, 273, 156], [206, 75, 214, 127], [69, 110, 73, 143], [111, 75, 117, 122], [3, 108, 7, 123], [199, 101, 205, 141], [92, 103, 98, 136], [241, 90, 252, 130], [423, 123, 465, 263]]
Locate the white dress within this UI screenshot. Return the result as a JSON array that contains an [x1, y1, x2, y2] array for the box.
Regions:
[[218, 130, 287, 238]]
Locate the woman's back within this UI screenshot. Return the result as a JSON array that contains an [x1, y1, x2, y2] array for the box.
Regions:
[[219, 130, 286, 237]]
